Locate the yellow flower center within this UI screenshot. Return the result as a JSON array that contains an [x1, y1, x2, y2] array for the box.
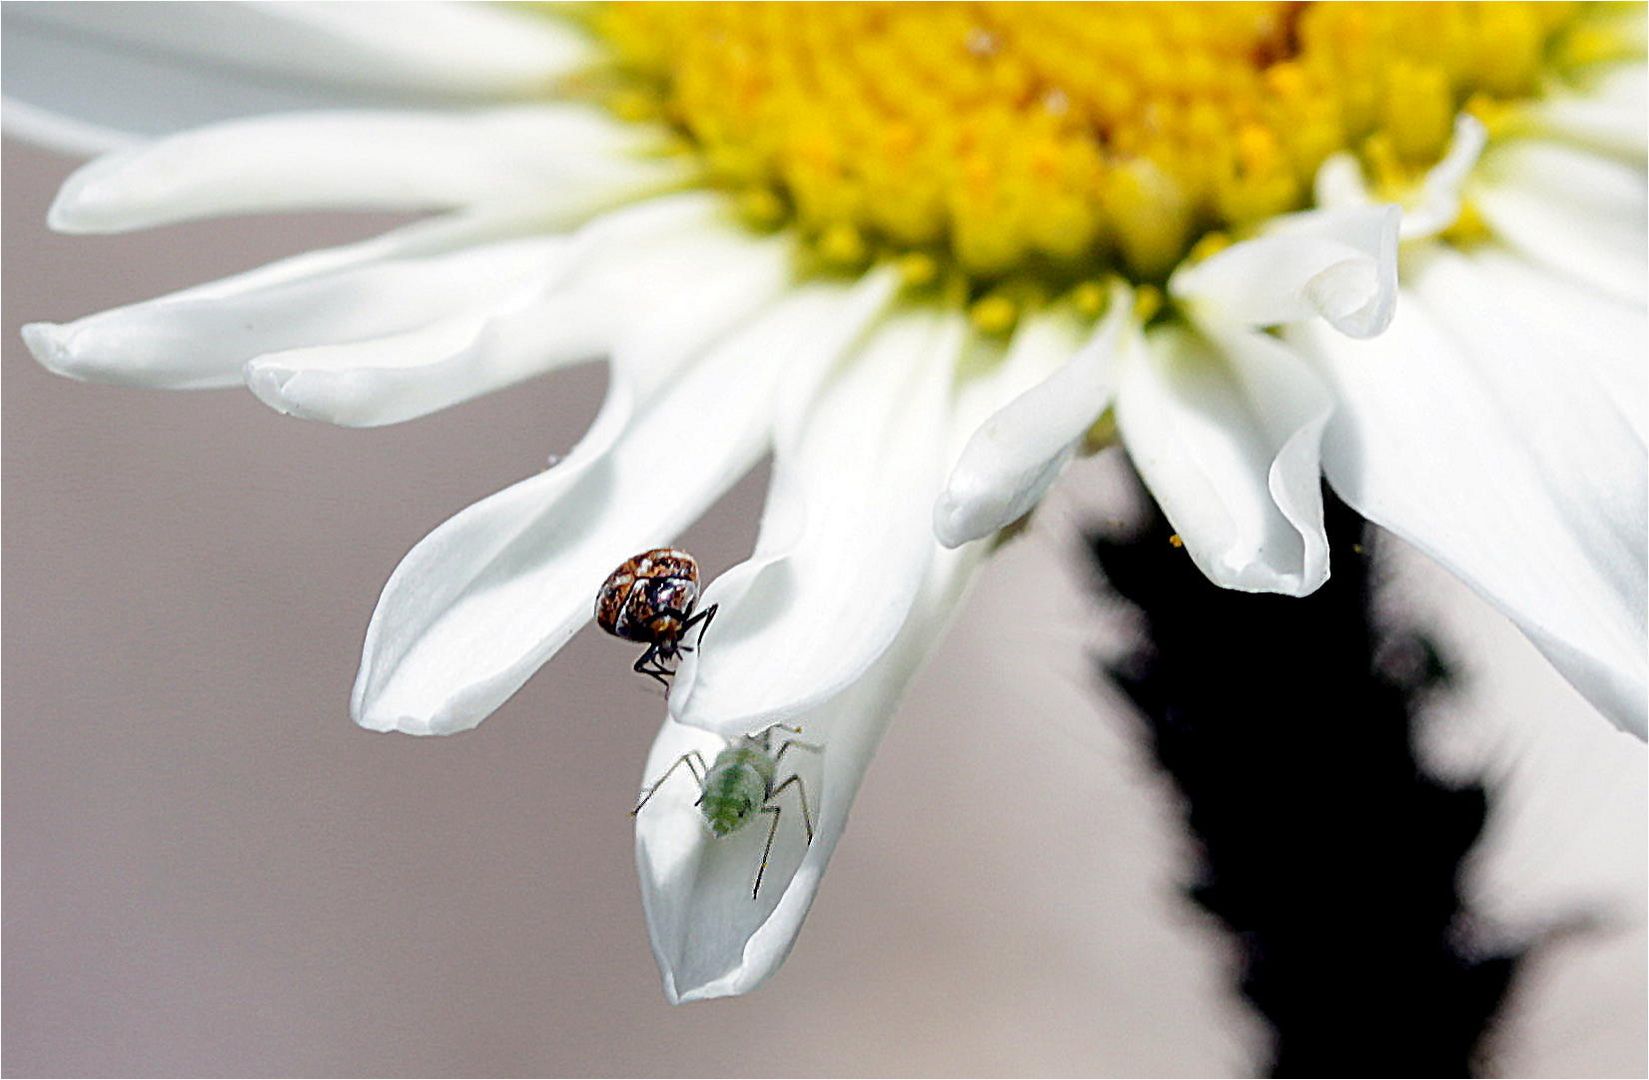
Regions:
[[580, 2, 1596, 302]]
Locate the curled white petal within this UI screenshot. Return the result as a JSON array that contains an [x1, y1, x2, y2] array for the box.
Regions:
[[1289, 292, 1648, 738], [1170, 205, 1400, 339], [1312, 114, 1487, 241], [1472, 139, 1648, 306], [638, 542, 982, 1003], [1, 2, 591, 151], [352, 272, 894, 736], [47, 105, 682, 234], [1117, 323, 1333, 597], [933, 286, 1130, 547], [1400, 115, 1488, 240], [669, 307, 962, 736]]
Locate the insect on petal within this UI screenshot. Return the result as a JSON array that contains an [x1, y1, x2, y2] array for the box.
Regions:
[[637, 543, 982, 1002], [667, 306, 961, 736]]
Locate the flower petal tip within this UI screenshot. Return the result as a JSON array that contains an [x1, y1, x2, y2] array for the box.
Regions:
[[350, 678, 484, 738], [44, 196, 82, 235], [21, 319, 139, 385], [21, 322, 73, 375], [669, 982, 737, 1005], [245, 358, 393, 428], [45, 169, 121, 234], [244, 361, 299, 415], [930, 496, 973, 550], [25, 318, 203, 388], [931, 489, 999, 549], [1453, 113, 1489, 155], [1312, 204, 1400, 340], [350, 703, 477, 738]]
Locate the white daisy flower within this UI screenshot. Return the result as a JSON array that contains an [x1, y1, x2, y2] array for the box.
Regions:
[[7, 1, 1644, 1002]]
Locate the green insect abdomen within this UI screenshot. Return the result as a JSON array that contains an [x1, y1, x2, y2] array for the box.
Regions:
[[699, 758, 769, 837]]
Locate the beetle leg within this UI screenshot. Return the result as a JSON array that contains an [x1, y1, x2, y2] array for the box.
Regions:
[[645, 608, 694, 658], [682, 604, 719, 649], [633, 644, 671, 689]]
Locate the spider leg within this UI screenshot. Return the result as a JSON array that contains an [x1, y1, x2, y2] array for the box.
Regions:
[[773, 738, 824, 766], [747, 721, 803, 751], [632, 751, 708, 816], [753, 805, 783, 899], [766, 774, 814, 842]]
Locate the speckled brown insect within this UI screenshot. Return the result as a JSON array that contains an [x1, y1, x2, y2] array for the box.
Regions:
[[595, 548, 719, 688]]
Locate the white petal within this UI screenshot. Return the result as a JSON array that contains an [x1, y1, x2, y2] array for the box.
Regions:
[[352, 272, 894, 736], [1528, 64, 1648, 160], [1170, 205, 1401, 338], [47, 105, 682, 234], [243, 202, 771, 426], [1458, 247, 1649, 446], [24, 192, 727, 391], [1400, 115, 1488, 240], [1117, 323, 1333, 597], [1472, 139, 1648, 306], [667, 308, 962, 735], [1289, 295, 1648, 738], [1, 2, 590, 150], [1, 97, 140, 158], [242, 284, 602, 428], [637, 540, 982, 1003], [1417, 247, 1647, 574], [1312, 117, 1486, 241], [933, 287, 1130, 547], [22, 217, 569, 389], [1313, 152, 1373, 211]]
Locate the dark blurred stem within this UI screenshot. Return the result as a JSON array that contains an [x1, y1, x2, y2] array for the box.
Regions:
[[1089, 460, 1520, 1078]]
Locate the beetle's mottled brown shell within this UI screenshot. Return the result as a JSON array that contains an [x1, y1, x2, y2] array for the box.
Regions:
[[595, 548, 701, 643]]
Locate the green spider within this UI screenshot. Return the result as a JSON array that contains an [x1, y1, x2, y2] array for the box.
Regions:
[[633, 723, 821, 898]]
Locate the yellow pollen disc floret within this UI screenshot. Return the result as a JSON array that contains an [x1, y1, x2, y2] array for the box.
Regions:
[[584, 2, 1596, 292]]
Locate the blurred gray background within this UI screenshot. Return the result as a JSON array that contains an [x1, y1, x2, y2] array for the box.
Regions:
[[4, 137, 1645, 1077]]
